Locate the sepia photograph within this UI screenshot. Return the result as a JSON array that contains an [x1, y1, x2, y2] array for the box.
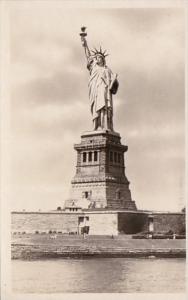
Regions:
[[0, 0, 187, 299]]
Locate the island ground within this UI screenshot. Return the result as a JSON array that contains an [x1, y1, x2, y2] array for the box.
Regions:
[[11, 233, 186, 259]]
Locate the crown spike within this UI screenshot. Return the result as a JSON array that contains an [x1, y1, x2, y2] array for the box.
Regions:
[[91, 46, 109, 58]]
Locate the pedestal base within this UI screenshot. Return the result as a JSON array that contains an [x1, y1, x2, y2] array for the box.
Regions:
[[65, 130, 137, 210]]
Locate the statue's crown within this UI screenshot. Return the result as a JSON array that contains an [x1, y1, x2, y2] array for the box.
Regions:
[[91, 46, 109, 58]]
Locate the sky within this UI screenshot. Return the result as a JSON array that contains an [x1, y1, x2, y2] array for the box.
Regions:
[[8, 2, 185, 211]]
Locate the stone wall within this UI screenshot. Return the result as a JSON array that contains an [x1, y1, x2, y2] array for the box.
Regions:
[[11, 210, 185, 236], [117, 212, 185, 234], [87, 212, 118, 235], [152, 213, 185, 234], [11, 211, 118, 235], [12, 212, 80, 234], [117, 212, 148, 234]]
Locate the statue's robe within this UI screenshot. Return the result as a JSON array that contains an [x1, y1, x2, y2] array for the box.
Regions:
[[88, 60, 118, 122]]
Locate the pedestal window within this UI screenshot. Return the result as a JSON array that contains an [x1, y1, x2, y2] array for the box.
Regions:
[[83, 152, 87, 162], [94, 151, 98, 161], [88, 152, 92, 162]]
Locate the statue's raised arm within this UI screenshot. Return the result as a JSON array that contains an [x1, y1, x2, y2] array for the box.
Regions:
[[80, 27, 119, 131], [80, 27, 91, 63]]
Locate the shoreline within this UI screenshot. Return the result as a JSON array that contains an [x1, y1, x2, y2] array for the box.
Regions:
[[12, 246, 186, 260], [11, 234, 186, 260]]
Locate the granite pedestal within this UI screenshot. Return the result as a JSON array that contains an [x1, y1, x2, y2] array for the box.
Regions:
[[67, 130, 136, 210]]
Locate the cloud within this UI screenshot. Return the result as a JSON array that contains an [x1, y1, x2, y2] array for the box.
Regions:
[[115, 66, 184, 130], [12, 71, 86, 106]]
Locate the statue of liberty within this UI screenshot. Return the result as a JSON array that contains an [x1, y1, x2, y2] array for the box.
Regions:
[[80, 27, 119, 131]]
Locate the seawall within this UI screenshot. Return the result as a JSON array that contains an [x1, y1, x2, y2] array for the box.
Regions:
[[11, 210, 186, 235]]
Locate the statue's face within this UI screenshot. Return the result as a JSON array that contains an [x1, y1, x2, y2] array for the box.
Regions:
[[96, 55, 105, 66]]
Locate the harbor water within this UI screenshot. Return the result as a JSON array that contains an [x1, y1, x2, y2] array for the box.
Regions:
[[12, 257, 185, 293]]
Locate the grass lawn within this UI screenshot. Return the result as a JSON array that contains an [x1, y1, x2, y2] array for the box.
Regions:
[[12, 233, 186, 250]]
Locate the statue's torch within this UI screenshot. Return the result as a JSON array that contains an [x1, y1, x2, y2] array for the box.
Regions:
[[80, 26, 91, 58], [80, 26, 87, 46]]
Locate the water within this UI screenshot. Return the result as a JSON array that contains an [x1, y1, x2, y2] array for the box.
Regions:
[[12, 258, 185, 293]]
